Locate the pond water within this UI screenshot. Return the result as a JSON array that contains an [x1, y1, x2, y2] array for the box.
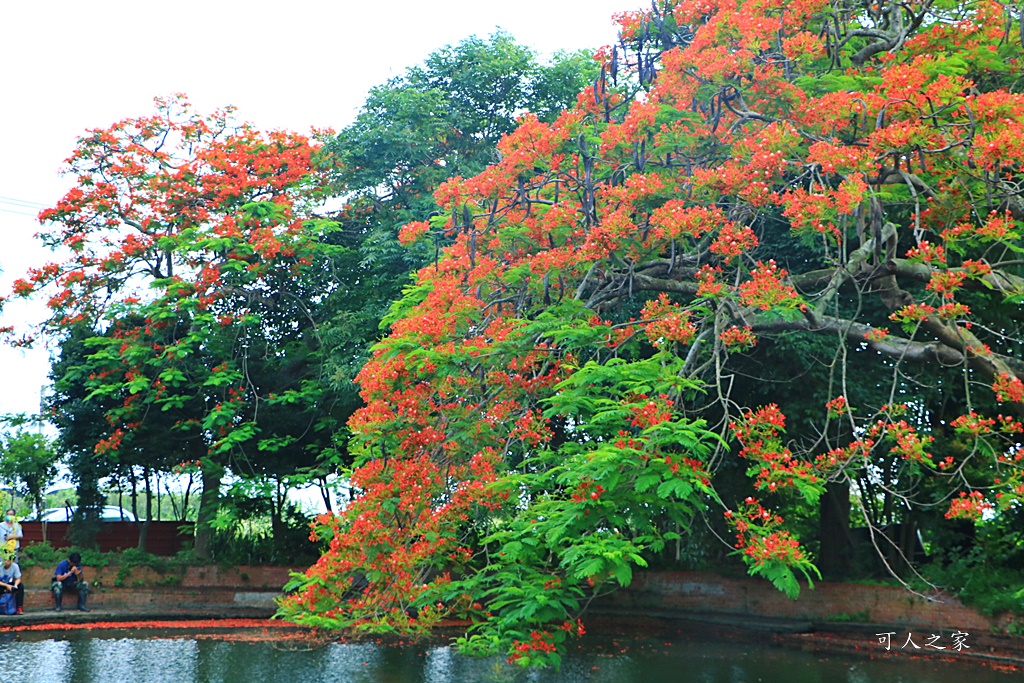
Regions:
[[0, 626, 1015, 683]]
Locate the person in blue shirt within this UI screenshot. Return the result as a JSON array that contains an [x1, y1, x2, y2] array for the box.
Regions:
[[0, 554, 23, 614], [52, 552, 89, 612]]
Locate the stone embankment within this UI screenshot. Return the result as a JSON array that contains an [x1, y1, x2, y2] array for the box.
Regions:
[[596, 571, 1013, 631], [591, 571, 1024, 669], [16, 565, 298, 617], [2, 567, 1021, 670]]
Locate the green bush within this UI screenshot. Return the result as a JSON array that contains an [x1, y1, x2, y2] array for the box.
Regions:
[[19, 542, 109, 568], [21, 543, 182, 573], [206, 503, 321, 567], [924, 544, 1024, 619]]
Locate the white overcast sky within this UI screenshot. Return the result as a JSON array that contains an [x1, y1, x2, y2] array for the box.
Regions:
[[0, 0, 636, 419]]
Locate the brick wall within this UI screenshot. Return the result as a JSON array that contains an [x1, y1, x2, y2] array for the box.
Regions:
[[598, 571, 1008, 631], [19, 564, 298, 612], [22, 521, 193, 555], [16, 565, 1004, 630]]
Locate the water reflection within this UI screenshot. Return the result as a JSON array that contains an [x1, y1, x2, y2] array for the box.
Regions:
[[0, 639, 72, 683], [0, 630, 1014, 683], [69, 638, 197, 683]]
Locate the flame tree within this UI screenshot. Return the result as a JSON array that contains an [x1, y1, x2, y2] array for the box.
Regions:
[[6, 95, 342, 555], [299, 0, 1022, 665]]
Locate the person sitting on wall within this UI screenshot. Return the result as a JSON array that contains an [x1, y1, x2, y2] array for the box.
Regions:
[[0, 509, 22, 560], [52, 552, 89, 612], [0, 553, 24, 615]]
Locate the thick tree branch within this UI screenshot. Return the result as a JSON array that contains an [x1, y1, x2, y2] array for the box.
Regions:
[[846, 1, 933, 66], [745, 313, 966, 366]]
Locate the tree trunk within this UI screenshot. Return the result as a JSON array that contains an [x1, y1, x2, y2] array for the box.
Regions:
[[68, 451, 104, 549], [818, 481, 852, 580], [130, 469, 139, 521], [270, 478, 287, 563], [32, 492, 44, 525], [894, 511, 922, 577], [318, 476, 332, 513], [138, 465, 152, 552], [34, 492, 45, 543], [164, 478, 181, 520], [194, 464, 222, 560], [181, 473, 193, 523]]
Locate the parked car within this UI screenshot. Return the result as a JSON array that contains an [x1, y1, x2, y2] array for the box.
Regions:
[[25, 506, 138, 522]]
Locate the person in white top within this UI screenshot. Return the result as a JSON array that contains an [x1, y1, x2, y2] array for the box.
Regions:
[[0, 510, 22, 559]]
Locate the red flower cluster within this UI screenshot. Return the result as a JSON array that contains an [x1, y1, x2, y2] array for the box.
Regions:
[[738, 261, 800, 311], [725, 497, 805, 569], [642, 293, 697, 347], [731, 405, 821, 495], [508, 630, 558, 664], [945, 491, 993, 521], [993, 373, 1024, 403]]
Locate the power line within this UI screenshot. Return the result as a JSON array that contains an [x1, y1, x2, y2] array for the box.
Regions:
[[0, 194, 46, 205], [0, 196, 47, 218], [0, 196, 47, 209], [0, 207, 39, 217]]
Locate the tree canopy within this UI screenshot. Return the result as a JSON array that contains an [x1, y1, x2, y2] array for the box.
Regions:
[[319, 32, 598, 385], [5, 0, 1024, 668], [9, 95, 341, 553], [4, 34, 599, 559], [0, 416, 59, 519], [278, 0, 1024, 667]]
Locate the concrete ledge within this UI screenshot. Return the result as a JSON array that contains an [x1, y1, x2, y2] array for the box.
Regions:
[[20, 565, 298, 590], [0, 607, 279, 627], [16, 564, 297, 614], [233, 592, 279, 608], [598, 571, 1016, 632]]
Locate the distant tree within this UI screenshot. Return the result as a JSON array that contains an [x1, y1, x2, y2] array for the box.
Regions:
[[47, 325, 122, 546], [0, 416, 60, 519], [319, 32, 599, 386], [9, 95, 339, 557]]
